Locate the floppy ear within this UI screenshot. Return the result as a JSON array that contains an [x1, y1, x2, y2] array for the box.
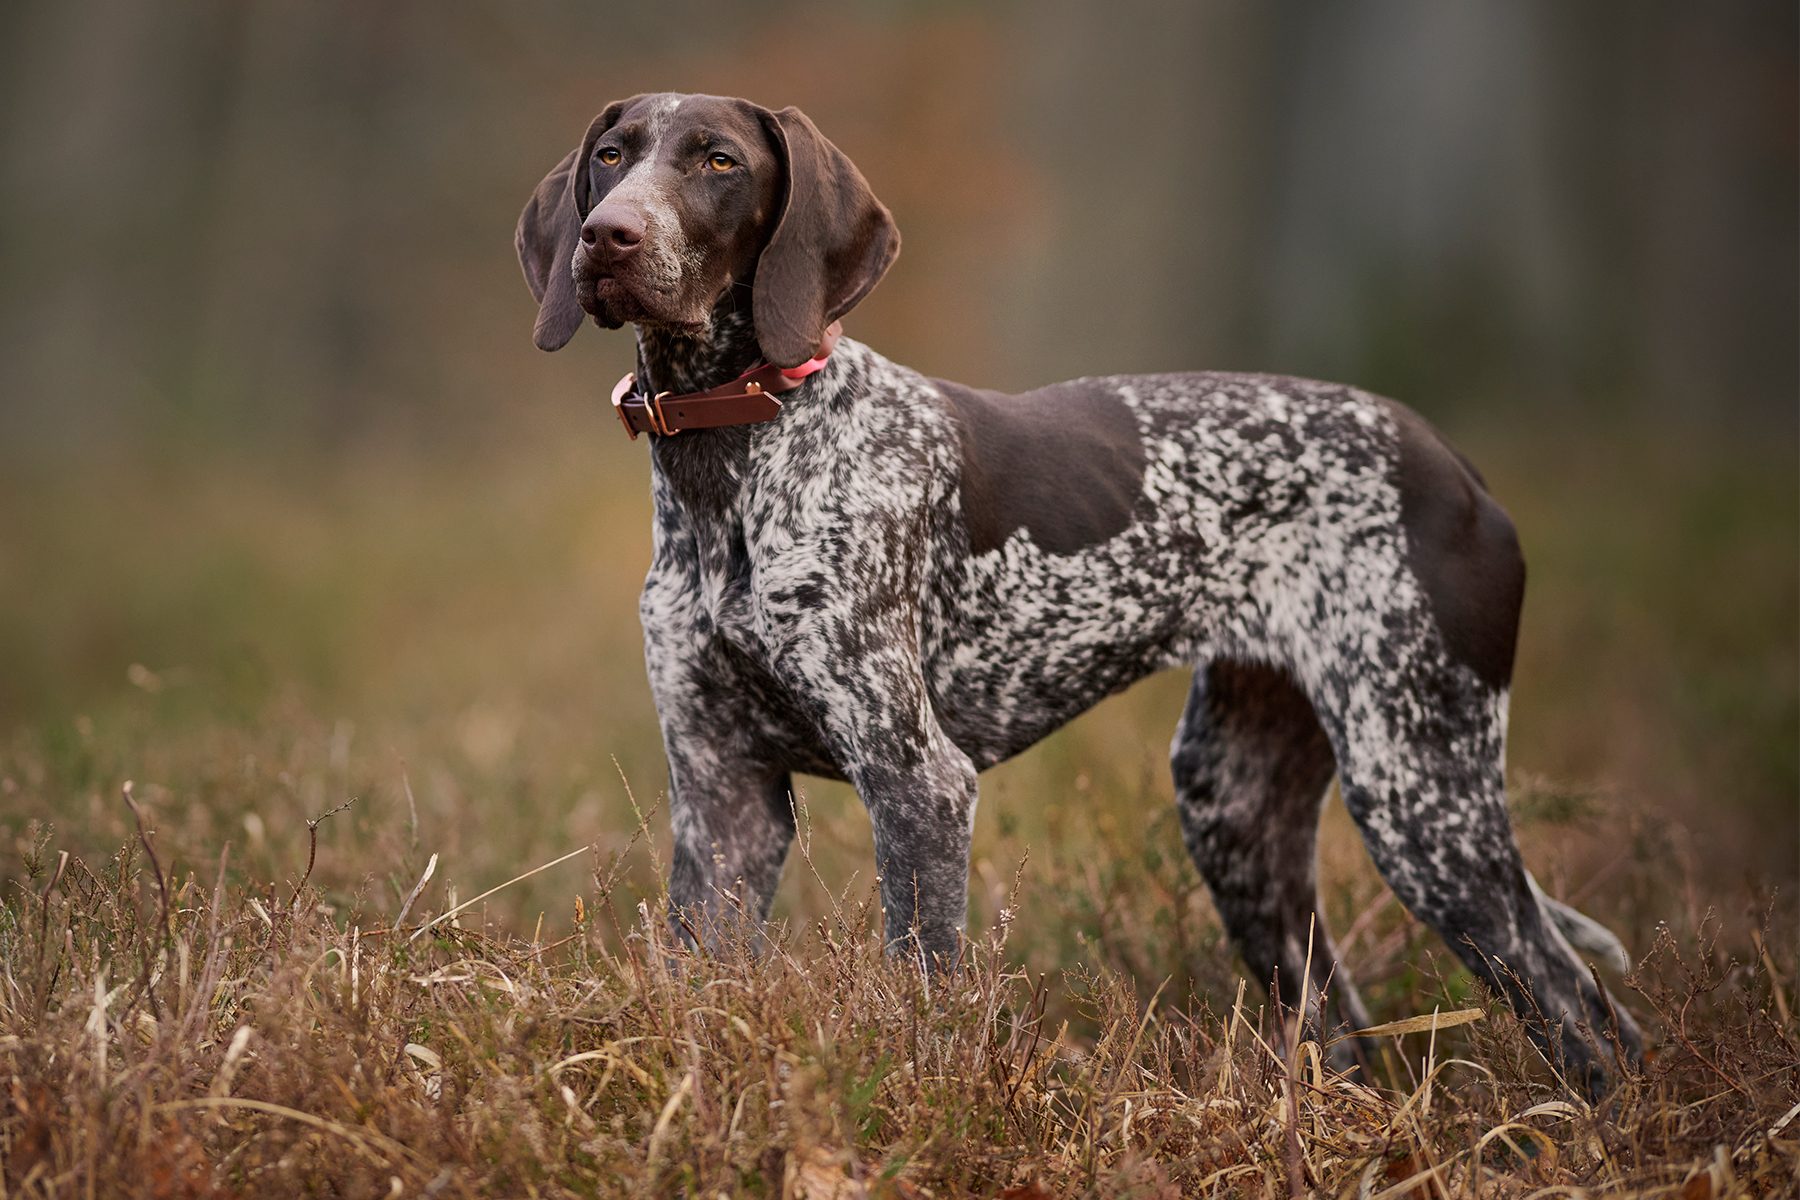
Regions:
[[514, 100, 638, 351], [752, 106, 900, 368]]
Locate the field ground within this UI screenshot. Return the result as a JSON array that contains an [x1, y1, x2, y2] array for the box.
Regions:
[[1, 414, 1795, 1195]]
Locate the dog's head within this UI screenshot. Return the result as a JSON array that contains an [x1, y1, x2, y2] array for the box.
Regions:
[[516, 94, 899, 368]]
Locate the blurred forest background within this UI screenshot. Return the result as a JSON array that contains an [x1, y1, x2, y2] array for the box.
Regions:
[[1, 1, 1794, 952]]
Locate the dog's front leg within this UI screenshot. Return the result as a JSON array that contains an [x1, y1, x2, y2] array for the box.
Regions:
[[643, 587, 798, 953], [661, 731, 796, 953], [859, 735, 979, 972], [769, 613, 978, 971]]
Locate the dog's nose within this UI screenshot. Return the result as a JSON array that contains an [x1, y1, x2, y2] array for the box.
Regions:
[[581, 204, 646, 257]]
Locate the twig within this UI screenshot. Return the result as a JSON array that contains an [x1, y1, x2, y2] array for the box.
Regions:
[[123, 782, 173, 949], [612, 755, 663, 878], [1674, 990, 1754, 1100], [122, 781, 171, 1018], [33, 849, 69, 1012], [1752, 928, 1791, 1026], [155, 1097, 418, 1169], [393, 853, 439, 928], [398, 755, 420, 850], [1284, 920, 1315, 1200], [290, 796, 359, 910], [1003, 972, 1051, 1113], [409, 843, 596, 942]]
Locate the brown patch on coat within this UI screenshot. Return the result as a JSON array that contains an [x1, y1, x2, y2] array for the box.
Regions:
[[934, 378, 1147, 556], [1385, 400, 1525, 689]]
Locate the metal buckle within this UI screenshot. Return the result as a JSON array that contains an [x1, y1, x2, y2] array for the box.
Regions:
[[610, 373, 640, 441], [646, 391, 678, 437]]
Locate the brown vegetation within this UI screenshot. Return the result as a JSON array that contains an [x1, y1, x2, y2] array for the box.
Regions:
[[0, 428, 1794, 1196], [2, 780, 1794, 1197]]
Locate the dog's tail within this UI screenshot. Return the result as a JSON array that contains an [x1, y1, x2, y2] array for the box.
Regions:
[[1528, 872, 1631, 973]]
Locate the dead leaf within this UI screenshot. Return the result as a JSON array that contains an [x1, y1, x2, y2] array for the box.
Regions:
[[1383, 1152, 1440, 1200], [786, 1141, 867, 1200], [1352, 1008, 1484, 1038], [1678, 1170, 1713, 1200]]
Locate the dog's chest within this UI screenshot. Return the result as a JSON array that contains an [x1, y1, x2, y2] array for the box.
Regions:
[[647, 438, 763, 652], [641, 460, 842, 772]]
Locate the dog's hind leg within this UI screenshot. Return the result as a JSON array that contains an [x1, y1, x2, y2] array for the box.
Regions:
[[1322, 670, 1644, 1097], [1527, 872, 1631, 973], [1171, 659, 1377, 1073]]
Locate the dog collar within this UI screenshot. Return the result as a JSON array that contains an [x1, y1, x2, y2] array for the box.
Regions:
[[609, 321, 842, 440]]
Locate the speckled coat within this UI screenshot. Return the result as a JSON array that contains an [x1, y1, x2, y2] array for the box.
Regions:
[[517, 92, 1642, 1095]]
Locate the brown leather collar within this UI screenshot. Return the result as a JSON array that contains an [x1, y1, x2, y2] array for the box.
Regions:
[[609, 322, 842, 439]]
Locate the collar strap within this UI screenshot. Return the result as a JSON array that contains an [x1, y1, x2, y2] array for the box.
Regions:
[[610, 321, 842, 440]]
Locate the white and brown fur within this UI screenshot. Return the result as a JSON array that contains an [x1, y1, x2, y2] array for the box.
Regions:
[[516, 92, 1642, 1095]]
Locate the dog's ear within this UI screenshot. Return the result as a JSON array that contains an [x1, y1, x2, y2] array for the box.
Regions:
[[751, 106, 900, 368], [515, 99, 639, 351]]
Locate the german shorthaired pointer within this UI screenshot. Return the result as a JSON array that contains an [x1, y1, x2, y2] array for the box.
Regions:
[[517, 93, 1641, 1093]]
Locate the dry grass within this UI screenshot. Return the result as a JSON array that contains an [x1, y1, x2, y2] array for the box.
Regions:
[[0, 427, 1794, 1196], [1, 786, 1795, 1198]]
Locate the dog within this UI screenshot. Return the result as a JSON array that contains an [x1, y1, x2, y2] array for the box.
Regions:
[[516, 93, 1642, 1093]]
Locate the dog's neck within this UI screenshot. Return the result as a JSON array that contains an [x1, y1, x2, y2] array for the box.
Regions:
[[633, 302, 762, 397], [633, 302, 765, 517]]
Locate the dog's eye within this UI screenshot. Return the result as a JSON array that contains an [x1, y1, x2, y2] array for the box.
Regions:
[[596, 147, 621, 166], [705, 152, 737, 173]]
